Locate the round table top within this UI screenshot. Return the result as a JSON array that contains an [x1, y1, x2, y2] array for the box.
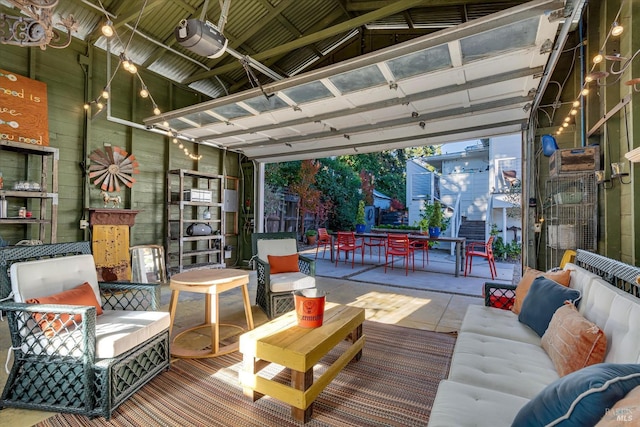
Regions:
[[170, 268, 249, 287]]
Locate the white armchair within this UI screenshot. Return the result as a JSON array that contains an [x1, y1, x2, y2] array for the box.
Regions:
[[251, 232, 316, 318], [0, 245, 170, 419]]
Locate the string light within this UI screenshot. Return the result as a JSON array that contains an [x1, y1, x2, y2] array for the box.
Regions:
[[101, 20, 114, 37], [101, 86, 110, 99], [139, 85, 149, 98], [611, 21, 623, 37], [581, 88, 589, 96], [593, 52, 604, 64], [153, 105, 161, 115]]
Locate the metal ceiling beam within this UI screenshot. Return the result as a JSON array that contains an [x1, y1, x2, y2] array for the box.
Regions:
[[183, 0, 429, 84], [249, 119, 525, 162], [193, 66, 542, 141], [112, 0, 164, 30], [222, 95, 531, 149], [345, 0, 528, 12]]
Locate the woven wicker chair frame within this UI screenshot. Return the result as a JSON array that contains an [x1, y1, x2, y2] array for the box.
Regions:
[[0, 242, 170, 419], [251, 232, 316, 318]]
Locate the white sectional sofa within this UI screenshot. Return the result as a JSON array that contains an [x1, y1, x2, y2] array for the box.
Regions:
[[428, 250, 640, 426]]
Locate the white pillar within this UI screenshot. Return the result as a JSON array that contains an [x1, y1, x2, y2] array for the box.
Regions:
[[255, 161, 265, 233]]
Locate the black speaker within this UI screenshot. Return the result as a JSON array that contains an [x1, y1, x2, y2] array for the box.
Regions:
[[186, 223, 213, 236]]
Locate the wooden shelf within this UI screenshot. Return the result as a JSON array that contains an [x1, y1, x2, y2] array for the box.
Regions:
[[0, 140, 58, 243], [165, 169, 226, 275]]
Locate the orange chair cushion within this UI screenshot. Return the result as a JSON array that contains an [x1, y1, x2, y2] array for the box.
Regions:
[[541, 303, 607, 377], [512, 267, 571, 314], [26, 282, 103, 337], [268, 253, 300, 274]]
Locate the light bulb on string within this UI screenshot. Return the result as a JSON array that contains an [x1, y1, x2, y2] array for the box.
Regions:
[[581, 88, 589, 96], [153, 105, 161, 115], [83, 103, 90, 110], [97, 102, 104, 110], [101, 20, 114, 38], [570, 109, 577, 116], [139, 85, 149, 98], [101, 86, 109, 99], [564, 117, 571, 123], [172, 138, 178, 144], [593, 52, 604, 64], [128, 63, 137, 74], [562, 122, 569, 128], [178, 143, 184, 149], [572, 100, 580, 107], [611, 21, 624, 37]]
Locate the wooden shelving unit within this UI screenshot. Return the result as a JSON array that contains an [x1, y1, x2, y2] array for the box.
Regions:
[[165, 169, 225, 274], [0, 140, 58, 243]]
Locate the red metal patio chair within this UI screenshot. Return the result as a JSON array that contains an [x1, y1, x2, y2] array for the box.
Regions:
[[464, 236, 497, 280], [335, 231, 364, 268], [409, 237, 429, 268], [315, 227, 333, 259], [385, 234, 414, 275], [363, 235, 386, 262]]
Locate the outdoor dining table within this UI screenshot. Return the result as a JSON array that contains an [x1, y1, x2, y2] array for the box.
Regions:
[[329, 231, 466, 277]]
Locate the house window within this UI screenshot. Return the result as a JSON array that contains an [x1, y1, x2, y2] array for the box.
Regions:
[[411, 172, 431, 200]]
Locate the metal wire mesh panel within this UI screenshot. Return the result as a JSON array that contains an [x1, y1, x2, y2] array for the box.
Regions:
[[544, 173, 597, 269]]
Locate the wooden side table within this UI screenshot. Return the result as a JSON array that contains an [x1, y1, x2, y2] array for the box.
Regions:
[[239, 303, 365, 423], [168, 268, 254, 358]]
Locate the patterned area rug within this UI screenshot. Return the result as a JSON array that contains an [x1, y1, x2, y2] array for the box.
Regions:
[[37, 321, 455, 427]]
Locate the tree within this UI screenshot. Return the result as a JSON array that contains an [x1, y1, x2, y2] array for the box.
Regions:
[[289, 160, 327, 234], [359, 170, 374, 205], [315, 158, 361, 231]]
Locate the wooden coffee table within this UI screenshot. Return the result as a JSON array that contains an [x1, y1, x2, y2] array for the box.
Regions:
[[168, 268, 254, 358], [239, 303, 365, 423]]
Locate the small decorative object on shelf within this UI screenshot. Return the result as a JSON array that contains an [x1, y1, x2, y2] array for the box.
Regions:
[[101, 191, 122, 208]]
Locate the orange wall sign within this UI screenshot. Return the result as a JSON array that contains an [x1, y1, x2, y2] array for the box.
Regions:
[[0, 69, 49, 146]]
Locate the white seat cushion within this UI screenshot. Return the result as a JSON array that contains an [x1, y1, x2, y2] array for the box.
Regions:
[[95, 310, 170, 359], [428, 380, 529, 427], [449, 332, 558, 399], [22, 310, 170, 359], [460, 305, 541, 345], [11, 254, 100, 303], [270, 272, 315, 293], [256, 238, 298, 262]]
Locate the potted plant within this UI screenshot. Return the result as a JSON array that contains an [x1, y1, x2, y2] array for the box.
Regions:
[[355, 200, 366, 233], [305, 229, 318, 245], [427, 200, 444, 238]]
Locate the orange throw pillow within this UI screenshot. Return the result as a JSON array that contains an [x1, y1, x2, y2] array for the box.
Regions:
[[26, 282, 103, 337], [541, 303, 607, 377], [268, 254, 300, 274], [512, 268, 571, 314]]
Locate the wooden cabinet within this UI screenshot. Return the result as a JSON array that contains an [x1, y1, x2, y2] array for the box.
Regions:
[[0, 140, 58, 244], [166, 169, 225, 274], [88, 208, 139, 281]]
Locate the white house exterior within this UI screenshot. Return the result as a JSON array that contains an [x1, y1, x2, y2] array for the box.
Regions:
[[406, 135, 522, 245]]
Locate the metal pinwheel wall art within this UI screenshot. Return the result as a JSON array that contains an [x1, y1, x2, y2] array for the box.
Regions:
[[89, 145, 139, 192]]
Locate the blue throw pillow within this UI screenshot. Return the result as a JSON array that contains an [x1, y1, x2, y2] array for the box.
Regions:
[[512, 363, 640, 426], [518, 276, 581, 336]]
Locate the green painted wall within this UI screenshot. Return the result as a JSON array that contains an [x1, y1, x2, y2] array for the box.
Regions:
[[533, 0, 639, 266], [0, 38, 241, 258]]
